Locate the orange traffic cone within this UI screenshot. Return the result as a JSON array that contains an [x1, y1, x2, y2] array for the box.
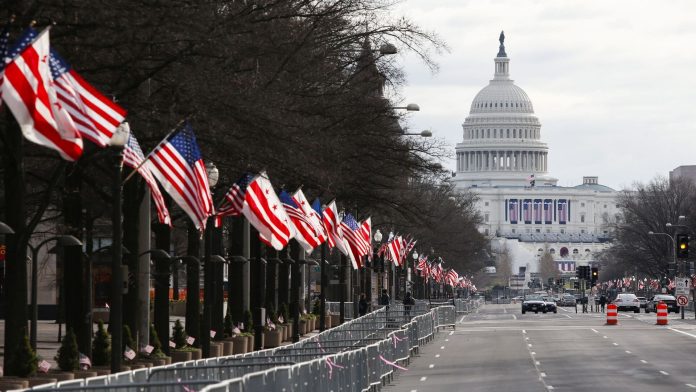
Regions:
[[606, 303, 618, 325], [656, 301, 668, 325]]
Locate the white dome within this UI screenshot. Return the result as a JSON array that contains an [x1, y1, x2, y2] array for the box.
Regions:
[[470, 81, 534, 114]]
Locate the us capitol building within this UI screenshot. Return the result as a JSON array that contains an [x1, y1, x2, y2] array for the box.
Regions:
[[452, 32, 618, 278]]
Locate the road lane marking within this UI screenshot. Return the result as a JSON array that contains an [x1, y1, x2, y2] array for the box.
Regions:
[[440, 346, 445, 350], [660, 371, 669, 376], [435, 354, 440, 358], [525, 337, 530, 340], [504, 308, 508, 314], [535, 361, 540, 365], [531, 352, 536, 355], [528, 344, 533, 347], [512, 314, 517, 320], [613, 343, 619, 346], [540, 372, 547, 378], [563, 314, 571, 319], [686, 383, 696, 388], [641, 360, 648, 364], [449, 331, 454, 336], [625, 350, 632, 354], [420, 377, 427, 382], [429, 364, 435, 369], [411, 390, 417, 392], [445, 339, 449, 342], [459, 315, 466, 323], [603, 336, 608, 339], [548, 386, 554, 390], [668, 327, 696, 339], [522, 330, 527, 334], [591, 329, 599, 333]]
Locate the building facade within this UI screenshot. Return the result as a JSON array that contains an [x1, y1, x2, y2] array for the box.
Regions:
[[453, 33, 618, 276]]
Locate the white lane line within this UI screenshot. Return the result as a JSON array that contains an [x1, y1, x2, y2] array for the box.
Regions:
[[440, 346, 445, 350], [531, 352, 536, 355], [445, 339, 450, 342], [459, 315, 466, 323], [429, 364, 435, 369], [540, 372, 547, 378], [548, 386, 555, 390], [591, 328, 599, 333], [641, 360, 648, 364], [669, 327, 696, 339], [420, 376, 427, 382], [625, 350, 632, 354], [563, 314, 572, 319], [660, 371, 669, 376], [512, 314, 517, 320], [504, 307, 508, 314], [435, 354, 440, 358], [613, 343, 619, 346], [522, 330, 527, 334], [535, 361, 540, 365], [525, 337, 530, 341], [528, 344, 533, 348], [686, 383, 696, 388], [602, 336, 608, 339], [449, 331, 454, 336], [411, 389, 418, 392]]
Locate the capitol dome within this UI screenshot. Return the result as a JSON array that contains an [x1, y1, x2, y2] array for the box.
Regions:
[[453, 31, 557, 188], [470, 83, 534, 114]]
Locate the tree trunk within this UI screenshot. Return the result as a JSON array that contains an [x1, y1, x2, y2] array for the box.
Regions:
[[153, 217, 171, 355], [228, 217, 245, 323]]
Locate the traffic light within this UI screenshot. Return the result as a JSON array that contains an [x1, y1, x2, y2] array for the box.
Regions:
[[576, 266, 590, 281], [573, 280, 580, 290], [591, 267, 598, 284], [677, 234, 689, 259], [547, 277, 553, 287]]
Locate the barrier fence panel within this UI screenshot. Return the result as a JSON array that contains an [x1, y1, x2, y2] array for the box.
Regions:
[[21, 304, 456, 392]]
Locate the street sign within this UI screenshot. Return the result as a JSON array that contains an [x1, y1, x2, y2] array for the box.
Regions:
[[676, 279, 691, 296], [677, 295, 689, 307]]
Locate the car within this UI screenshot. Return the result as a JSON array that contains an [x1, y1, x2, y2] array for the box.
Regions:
[[511, 296, 524, 303], [558, 294, 577, 307], [613, 293, 640, 313], [636, 296, 647, 309], [542, 296, 558, 313], [645, 295, 679, 313], [521, 295, 556, 314]]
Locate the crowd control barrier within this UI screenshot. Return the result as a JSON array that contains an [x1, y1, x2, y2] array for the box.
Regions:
[[15, 303, 456, 392]]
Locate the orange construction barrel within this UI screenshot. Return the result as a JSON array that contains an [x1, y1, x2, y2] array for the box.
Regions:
[[656, 301, 668, 325], [606, 303, 618, 325]]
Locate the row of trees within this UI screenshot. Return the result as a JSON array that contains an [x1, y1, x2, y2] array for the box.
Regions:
[[0, 0, 487, 375]]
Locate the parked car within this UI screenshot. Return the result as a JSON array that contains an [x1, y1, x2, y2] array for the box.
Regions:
[[558, 294, 577, 307], [645, 295, 679, 313], [613, 293, 640, 313], [637, 296, 648, 309], [521, 295, 556, 314]]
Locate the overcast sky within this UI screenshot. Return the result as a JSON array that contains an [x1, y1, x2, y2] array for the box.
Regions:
[[392, 0, 696, 190]]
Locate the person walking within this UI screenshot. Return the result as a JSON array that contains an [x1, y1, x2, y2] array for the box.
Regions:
[[403, 291, 416, 320], [599, 294, 607, 313], [358, 293, 369, 317]]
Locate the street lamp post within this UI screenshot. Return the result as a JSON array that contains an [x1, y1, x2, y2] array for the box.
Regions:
[[648, 231, 677, 277], [28, 235, 82, 350], [373, 230, 383, 302], [109, 122, 129, 373], [405, 250, 418, 297], [0, 221, 14, 234], [403, 130, 433, 137], [203, 162, 219, 358]]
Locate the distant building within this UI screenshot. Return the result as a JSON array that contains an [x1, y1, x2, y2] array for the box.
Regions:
[[669, 165, 696, 184], [453, 33, 618, 276]]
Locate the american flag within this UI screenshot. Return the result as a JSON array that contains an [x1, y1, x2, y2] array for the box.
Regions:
[[543, 199, 553, 224], [242, 173, 293, 251], [446, 269, 459, 286], [123, 130, 171, 225], [360, 217, 372, 261], [323, 200, 351, 257], [432, 262, 444, 282], [48, 45, 126, 147], [309, 198, 327, 244], [217, 173, 254, 218], [416, 255, 428, 271], [145, 122, 213, 231], [340, 213, 368, 269], [0, 21, 11, 106], [558, 199, 568, 224], [534, 199, 542, 224], [279, 189, 320, 252], [508, 200, 518, 223], [1, 28, 83, 161], [523, 199, 532, 223], [388, 235, 403, 266]]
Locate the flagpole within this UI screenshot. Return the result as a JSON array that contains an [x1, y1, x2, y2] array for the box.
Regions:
[[122, 118, 187, 184]]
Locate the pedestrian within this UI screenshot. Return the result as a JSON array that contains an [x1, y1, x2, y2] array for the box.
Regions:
[[599, 294, 607, 312], [403, 291, 416, 319], [379, 289, 391, 308], [358, 293, 369, 317]]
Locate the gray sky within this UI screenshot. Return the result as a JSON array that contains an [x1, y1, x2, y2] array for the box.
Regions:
[[392, 0, 696, 190]]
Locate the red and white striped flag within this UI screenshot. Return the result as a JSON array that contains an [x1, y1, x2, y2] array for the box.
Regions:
[[388, 235, 403, 266], [242, 172, 293, 251], [360, 218, 372, 261], [216, 173, 254, 218], [2, 29, 83, 161], [279, 190, 320, 252], [145, 122, 213, 231], [123, 129, 171, 226], [340, 213, 367, 269], [322, 200, 351, 257]]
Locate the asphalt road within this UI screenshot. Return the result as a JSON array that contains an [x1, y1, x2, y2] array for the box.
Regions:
[[388, 303, 696, 392]]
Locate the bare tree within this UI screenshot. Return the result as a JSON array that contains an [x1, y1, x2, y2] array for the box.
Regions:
[[538, 244, 558, 283]]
